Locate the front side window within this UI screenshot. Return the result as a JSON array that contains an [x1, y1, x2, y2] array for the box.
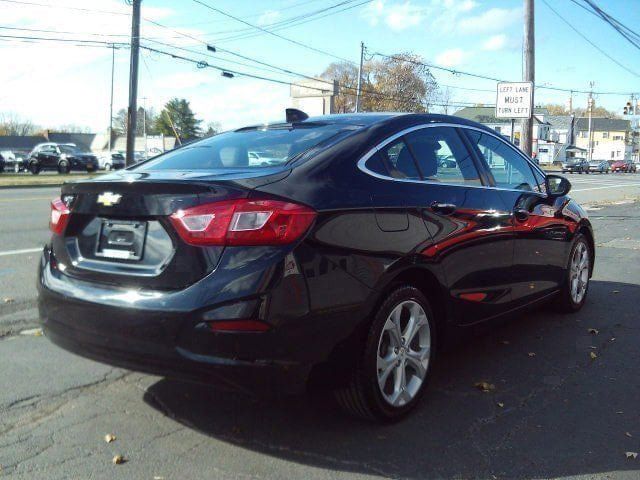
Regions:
[[404, 127, 481, 185], [466, 130, 540, 192]]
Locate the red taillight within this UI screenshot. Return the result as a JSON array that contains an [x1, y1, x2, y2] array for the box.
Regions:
[[208, 319, 271, 333], [50, 197, 70, 235], [169, 198, 316, 246]]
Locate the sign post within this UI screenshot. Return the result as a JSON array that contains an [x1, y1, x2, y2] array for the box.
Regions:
[[495, 81, 533, 147]]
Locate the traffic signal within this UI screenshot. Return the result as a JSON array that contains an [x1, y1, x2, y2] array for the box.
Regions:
[[624, 101, 632, 115]]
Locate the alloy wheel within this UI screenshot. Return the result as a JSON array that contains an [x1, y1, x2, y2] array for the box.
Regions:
[[376, 300, 431, 407], [570, 242, 589, 304]]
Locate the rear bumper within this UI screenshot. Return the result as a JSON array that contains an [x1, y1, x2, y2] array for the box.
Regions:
[[37, 247, 312, 395]]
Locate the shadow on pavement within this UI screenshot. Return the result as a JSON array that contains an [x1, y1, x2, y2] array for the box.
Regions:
[[144, 280, 640, 479]]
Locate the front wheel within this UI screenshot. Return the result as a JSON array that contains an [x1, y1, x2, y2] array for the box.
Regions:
[[29, 162, 40, 175], [58, 160, 70, 174], [554, 234, 591, 313], [333, 285, 436, 421]]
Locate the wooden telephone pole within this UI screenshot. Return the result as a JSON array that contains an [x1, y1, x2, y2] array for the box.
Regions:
[[125, 0, 141, 167], [521, 0, 535, 157]]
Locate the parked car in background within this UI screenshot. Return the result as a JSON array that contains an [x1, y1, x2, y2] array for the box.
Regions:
[[588, 160, 610, 174], [98, 152, 126, 171], [611, 160, 636, 173], [0, 150, 26, 173], [562, 157, 590, 174], [39, 112, 595, 421], [248, 150, 283, 167], [27, 143, 99, 174]]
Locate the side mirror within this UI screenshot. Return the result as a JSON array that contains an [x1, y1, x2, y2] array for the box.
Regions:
[[546, 174, 571, 197]]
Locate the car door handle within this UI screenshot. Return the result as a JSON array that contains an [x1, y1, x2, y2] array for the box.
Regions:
[[513, 208, 530, 221], [431, 202, 457, 215]]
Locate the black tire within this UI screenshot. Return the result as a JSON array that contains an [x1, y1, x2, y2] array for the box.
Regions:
[[104, 163, 112, 171], [29, 162, 40, 175], [553, 233, 591, 313], [333, 285, 436, 421], [58, 160, 70, 174]]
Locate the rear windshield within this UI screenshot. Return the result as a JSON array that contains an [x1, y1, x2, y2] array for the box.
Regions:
[[137, 123, 352, 170]]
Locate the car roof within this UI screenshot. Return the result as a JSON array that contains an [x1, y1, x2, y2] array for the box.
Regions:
[[237, 112, 497, 133]]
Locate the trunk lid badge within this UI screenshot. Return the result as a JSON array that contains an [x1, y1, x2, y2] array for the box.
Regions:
[[97, 192, 122, 207]]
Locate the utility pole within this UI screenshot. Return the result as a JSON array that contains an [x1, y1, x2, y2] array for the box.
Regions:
[[521, 0, 535, 157], [125, 0, 141, 167], [355, 41, 364, 113], [587, 82, 594, 163], [141, 96, 147, 157], [108, 44, 116, 153]]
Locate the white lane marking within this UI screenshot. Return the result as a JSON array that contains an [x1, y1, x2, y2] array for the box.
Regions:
[[573, 183, 640, 192], [0, 247, 42, 257]]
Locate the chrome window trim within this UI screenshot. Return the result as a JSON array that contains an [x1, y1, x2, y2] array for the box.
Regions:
[[356, 122, 547, 196]]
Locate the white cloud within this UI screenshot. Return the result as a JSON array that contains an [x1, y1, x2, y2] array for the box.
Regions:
[[435, 48, 465, 67], [482, 34, 507, 51], [458, 7, 521, 34], [362, 1, 423, 31], [257, 10, 281, 26]]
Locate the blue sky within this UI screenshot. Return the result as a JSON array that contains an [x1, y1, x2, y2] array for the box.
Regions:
[[1, 0, 639, 132]]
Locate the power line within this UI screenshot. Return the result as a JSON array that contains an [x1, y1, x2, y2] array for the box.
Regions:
[[189, 0, 357, 63], [0, 33, 127, 47], [0, 0, 129, 16], [576, 0, 640, 47], [372, 51, 636, 96], [137, 43, 491, 109], [190, 0, 367, 41], [210, 0, 374, 44], [541, 0, 640, 78]]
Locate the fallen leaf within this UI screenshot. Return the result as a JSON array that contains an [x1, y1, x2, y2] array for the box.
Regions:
[[497, 402, 505, 408], [625, 432, 632, 438], [112, 455, 125, 465], [612, 290, 620, 294], [153, 477, 165, 480], [528, 352, 536, 357], [625, 452, 638, 459], [610, 337, 616, 342], [474, 381, 495, 393], [500, 340, 510, 345], [617, 411, 624, 414], [587, 328, 599, 335], [19, 328, 43, 337], [104, 434, 116, 443], [3, 297, 14, 304], [590, 352, 598, 360]]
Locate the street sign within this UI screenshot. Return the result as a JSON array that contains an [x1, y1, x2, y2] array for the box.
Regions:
[[495, 82, 533, 119]]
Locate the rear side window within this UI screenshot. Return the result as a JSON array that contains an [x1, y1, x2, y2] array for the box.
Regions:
[[466, 130, 541, 192], [137, 123, 350, 170], [404, 127, 481, 185], [379, 138, 421, 179]]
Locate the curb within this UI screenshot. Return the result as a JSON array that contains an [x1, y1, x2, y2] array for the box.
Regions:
[[0, 183, 64, 190]]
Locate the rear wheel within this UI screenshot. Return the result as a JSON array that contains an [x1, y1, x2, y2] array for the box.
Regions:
[[554, 234, 591, 313], [58, 160, 70, 174], [333, 285, 435, 421]]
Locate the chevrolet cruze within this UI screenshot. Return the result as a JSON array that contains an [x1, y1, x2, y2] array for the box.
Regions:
[[38, 112, 594, 421]]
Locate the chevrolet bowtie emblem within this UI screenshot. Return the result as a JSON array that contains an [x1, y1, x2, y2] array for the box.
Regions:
[[97, 192, 122, 207]]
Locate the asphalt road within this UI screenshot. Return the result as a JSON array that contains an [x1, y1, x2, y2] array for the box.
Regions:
[[1, 179, 639, 479]]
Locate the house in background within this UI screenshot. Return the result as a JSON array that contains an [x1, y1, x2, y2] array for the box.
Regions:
[[574, 118, 632, 162]]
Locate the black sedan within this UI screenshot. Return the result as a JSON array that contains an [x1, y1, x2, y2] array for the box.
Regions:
[[38, 112, 594, 421], [28, 143, 99, 174]]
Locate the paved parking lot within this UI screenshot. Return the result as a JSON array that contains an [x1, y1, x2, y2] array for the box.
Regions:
[[1, 181, 639, 479]]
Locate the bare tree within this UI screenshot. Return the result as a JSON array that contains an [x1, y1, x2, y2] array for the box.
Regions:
[[0, 113, 38, 135], [320, 53, 438, 114]]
